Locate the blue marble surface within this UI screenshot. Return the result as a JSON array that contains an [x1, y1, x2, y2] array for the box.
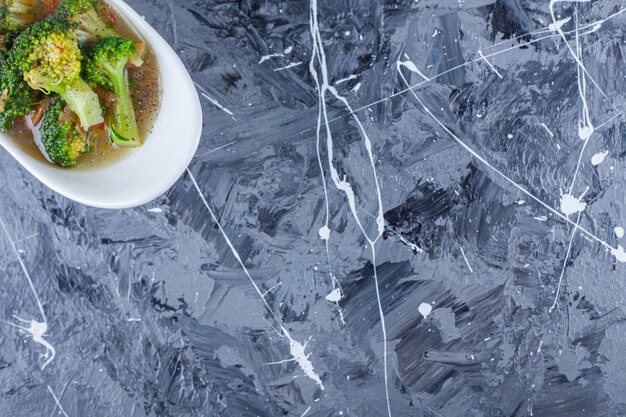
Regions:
[[1, 0, 626, 416]]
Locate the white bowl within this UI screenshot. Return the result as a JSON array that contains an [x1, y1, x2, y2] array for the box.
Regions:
[[0, 0, 202, 209]]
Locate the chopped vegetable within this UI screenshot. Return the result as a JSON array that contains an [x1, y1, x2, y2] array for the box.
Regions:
[[0, 0, 38, 32], [83, 36, 142, 146], [0, 49, 36, 130], [10, 17, 104, 129], [55, 0, 116, 43], [37, 97, 88, 167]]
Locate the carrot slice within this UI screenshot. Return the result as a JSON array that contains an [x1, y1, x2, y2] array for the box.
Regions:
[[41, 0, 60, 13]]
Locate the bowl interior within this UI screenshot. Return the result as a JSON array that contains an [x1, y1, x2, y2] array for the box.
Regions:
[[0, 0, 202, 209]]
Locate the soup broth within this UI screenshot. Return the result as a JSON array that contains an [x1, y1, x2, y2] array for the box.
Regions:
[[6, 0, 162, 169]]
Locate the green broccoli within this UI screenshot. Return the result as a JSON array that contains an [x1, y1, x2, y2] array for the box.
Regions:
[[55, 0, 116, 43], [0, 53, 36, 130], [37, 98, 88, 167], [83, 36, 142, 146], [0, 0, 38, 33], [9, 18, 104, 130]]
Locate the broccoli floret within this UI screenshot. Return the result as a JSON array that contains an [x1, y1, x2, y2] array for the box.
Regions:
[[55, 0, 116, 43], [83, 36, 142, 146], [0, 53, 36, 130], [10, 18, 104, 130], [38, 98, 88, 167], [0, 0, 38, 33]]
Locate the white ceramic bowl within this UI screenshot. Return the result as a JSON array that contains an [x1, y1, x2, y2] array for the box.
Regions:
[[0, 0, 202, 209]]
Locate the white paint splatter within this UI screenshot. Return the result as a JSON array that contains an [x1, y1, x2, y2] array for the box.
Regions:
[[540, 123, 554, 137], [309, 0, 388, 412], [47, 386, 70, 417], [591, 150, 608, 166], [397, 60, 430, 81], [194, 82, 236, 118], [395, 59, 618, 256], [318, 226, 330, 240], [335, 74, 358, 85], [147, 207, 162, 213], [259, 53, 284, 64], [0, 217, 55, 370], [274, 61, 303, 71], [459, 247, 474, 273], [534, 216, 548, 222], [615, 227, 624, 239], [418, 303, 432, 319], [478, 50, 503, 78], [549, 213, 581, 313], [548, 17, 571, 32], [187, 169, 325, 387], [611, 245, 626, 263], [281, 327, 324, 389], [559, 192, 586, 217], [325, 288, 342, 302], [6, 317, 56, 370]]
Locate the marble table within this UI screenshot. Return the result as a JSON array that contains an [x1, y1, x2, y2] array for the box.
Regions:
[[1, 0, 625, 416]]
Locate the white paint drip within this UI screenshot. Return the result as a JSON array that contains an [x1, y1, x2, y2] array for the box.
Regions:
[[615, 227, 624, 239], [187, 169, 325, 387], [459, 247, 474, 273], [397, 60, 430, 81], [360, 206, 423, 254], [147, 207, 163, 213], [534, 216, 548, 221], [0, 217, 55, 370], [325, 288, 342, 303], [478, 50, 503, 78], [550, 0, 613, 108], [309, 0, 388, 413], [335, 74, 359, 85], [394, 232, 423, 253], [47, 386, 70, 417], [259, 52, 287, 64], [198, 140, 237, 157], [418, 303, 432, 319], [194, 82, 236, 118], [591, 150, 608, 166], [287, 9, 625, 153], [540, 123, 554, 137], [259, 53, 284, 64], [300, 406, 312, 417], [274, 61, 303, 71], [549, 213, 581, 313], [343, 8, 626, 124]]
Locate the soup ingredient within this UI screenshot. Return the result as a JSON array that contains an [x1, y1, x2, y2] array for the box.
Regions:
[[0, 0, 38, 32], [10, 18, 104, 129], [37, 98, 88, 167], [83, 36, 143, 146], [0, 54, 36, 130], [55, 0, 116, 43]]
